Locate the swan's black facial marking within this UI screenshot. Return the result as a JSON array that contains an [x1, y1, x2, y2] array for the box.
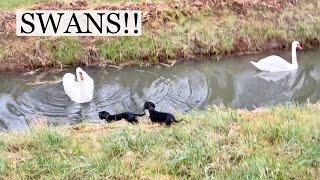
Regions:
[[297, 43, 303, 50], [298, 41, 303, 49], [79, 72, 84, 80]]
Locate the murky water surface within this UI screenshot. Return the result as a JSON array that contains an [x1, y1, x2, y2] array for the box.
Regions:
[[1, 49, 319, 131]]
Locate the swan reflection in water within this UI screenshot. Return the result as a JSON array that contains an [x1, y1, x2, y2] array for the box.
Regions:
[[233, 65, 317, 109]]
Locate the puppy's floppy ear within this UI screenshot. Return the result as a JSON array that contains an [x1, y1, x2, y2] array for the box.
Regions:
[[151, 102, 155, 109]]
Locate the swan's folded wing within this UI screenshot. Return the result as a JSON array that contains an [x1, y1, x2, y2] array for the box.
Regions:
[[256, 56, 292, 72], [62, 73, 80, 102], [81, 75, 94, 102], [87, 75, 94, 92]]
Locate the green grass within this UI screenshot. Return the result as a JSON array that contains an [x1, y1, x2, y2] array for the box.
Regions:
[[0, 0, 175, 10], [1, 0, 320, 67], [97, 33, 177, 64], [46, 37, 83, 65], [0, 0, 53, 10], [95, 2, 320, 64], [0, 48, 8, 61], [0, 104, 319, 179]]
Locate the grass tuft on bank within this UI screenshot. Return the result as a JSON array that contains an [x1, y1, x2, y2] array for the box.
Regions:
[[46, 37, 83, 66], [0, 104, 319, 179], [0, 48, 8, 61]]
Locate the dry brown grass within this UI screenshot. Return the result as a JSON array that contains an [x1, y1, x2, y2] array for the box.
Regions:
[[0, 0, 318, 71], [237, 108, 275, 121], [0, 104, 319, 179], [28, 114, 49, 129]]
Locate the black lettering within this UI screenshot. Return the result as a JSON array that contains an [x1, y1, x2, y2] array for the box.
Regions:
[[107, 13, 120, 34], [84, 13, 104, 33], [37, 13, 64, 33], [21, 13, 35, 34], [64, 13, 84, 34]]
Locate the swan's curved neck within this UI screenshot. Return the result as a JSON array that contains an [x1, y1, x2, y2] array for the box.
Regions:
[[291, 45, 298, 68], [76, 71, 83, 82]]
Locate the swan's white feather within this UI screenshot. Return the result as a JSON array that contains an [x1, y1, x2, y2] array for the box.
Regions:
[[250, 41, 301, 72], [62, 73, 81, 103], [79, 71, 94, 103], [251, 55, 294, 72], [62, 69, 94, 103]]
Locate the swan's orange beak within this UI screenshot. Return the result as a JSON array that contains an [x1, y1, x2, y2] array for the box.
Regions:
[[297, 44, 303, 50], [79, 72, 84, 81]]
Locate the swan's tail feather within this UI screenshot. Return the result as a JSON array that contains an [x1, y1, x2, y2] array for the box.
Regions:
[[250, 61, 257, 66], [250, 61, 261, 70]]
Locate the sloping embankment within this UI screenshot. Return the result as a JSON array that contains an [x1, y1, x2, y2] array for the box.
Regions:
[[0, 0, 319, 71], [0, 104, 319, 178]]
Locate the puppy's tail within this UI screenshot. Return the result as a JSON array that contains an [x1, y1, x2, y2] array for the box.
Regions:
[[135, 112, 145, 117], [174, 119, 183, 123]]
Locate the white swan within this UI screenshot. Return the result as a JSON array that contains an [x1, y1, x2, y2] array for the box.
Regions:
[[250, 41, 303, 72], [62, 67, 94, 103]]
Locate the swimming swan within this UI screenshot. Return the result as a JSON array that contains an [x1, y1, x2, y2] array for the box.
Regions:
[[250, 41, 303, 72], [62, 67, 94, 103]]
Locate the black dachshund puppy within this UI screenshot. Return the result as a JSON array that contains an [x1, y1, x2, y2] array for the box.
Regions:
[[98, 111, 145, 124], [143, 101, 182, 126]]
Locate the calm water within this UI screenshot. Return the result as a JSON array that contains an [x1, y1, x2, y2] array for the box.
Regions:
[[1, 49, 320, 131]]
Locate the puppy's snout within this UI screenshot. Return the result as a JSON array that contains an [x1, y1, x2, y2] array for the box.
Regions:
[[98, 112, 104, 119], [99, 111, 108, 119]]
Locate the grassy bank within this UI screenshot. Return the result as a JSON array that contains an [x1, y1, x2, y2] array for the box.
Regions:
[[0, 104, 319, 179], [0, 0, 320, 71]]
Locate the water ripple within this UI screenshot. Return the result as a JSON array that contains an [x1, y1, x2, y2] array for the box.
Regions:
[[1, 50, 320, 131]]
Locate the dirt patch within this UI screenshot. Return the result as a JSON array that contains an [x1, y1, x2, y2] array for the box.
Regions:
[[66, 120, 163, 137], [233, 37, 289, 54], [237, 108, 275, 121], [68, 122, 127, 135]]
